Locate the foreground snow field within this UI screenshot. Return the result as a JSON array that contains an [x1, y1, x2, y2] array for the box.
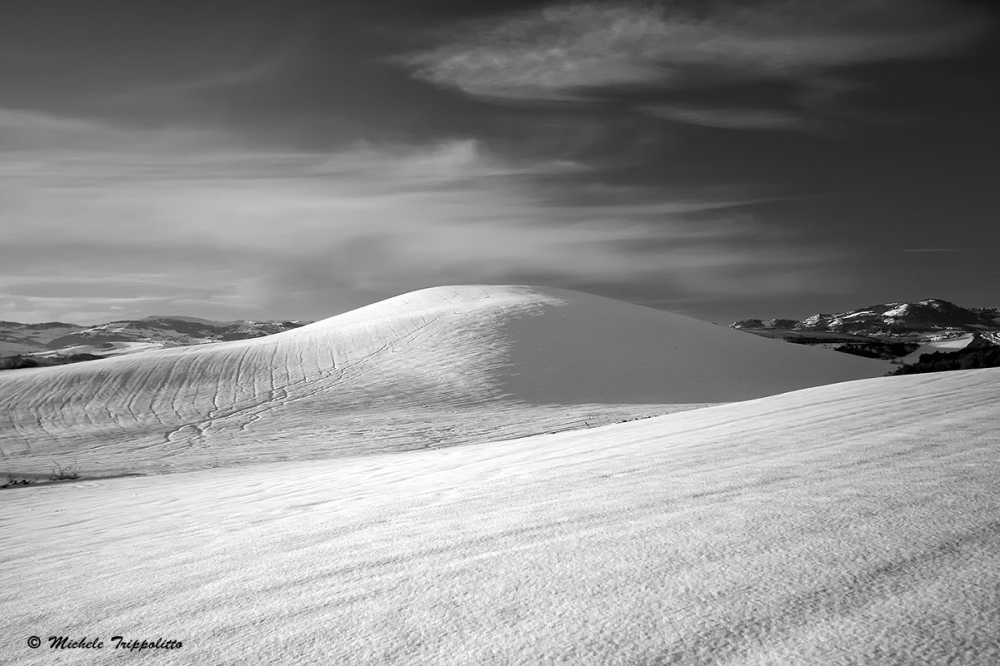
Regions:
[[0, 286, 888, 476], [3, 367, 998, 665]]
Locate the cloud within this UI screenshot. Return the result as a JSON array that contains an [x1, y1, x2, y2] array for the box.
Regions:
[[120, 59, 282, 99], [642, 104, 810, 131], [401, 0, 989, 101], [0, 107, 845, 322], [900, 248, 965, 253]]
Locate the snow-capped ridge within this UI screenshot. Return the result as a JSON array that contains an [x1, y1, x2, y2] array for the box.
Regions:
[[731, 297, 998, 335]]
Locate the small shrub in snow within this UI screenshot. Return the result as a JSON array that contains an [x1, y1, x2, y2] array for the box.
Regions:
[[48, 462, 80, 481]]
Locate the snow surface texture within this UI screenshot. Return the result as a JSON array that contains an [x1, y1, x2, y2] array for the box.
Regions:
[[0, 286, 888, 476], [3, 367, 998, 665]]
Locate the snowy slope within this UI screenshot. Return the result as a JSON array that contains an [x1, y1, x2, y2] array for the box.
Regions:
[[3, 368, 998, 665], [900, 332, 978, 364], [0, 285, 889, 475]]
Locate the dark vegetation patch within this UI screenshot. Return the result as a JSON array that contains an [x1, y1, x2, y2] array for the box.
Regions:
[[835, 341, 921, 360], [0, 353, 105, 371], [741, 329, 870, 343], [220, 331, 267, 341], [1, 476, 33, 489], [46, 333, 134, 347], [892, 346, 1000, 375], [784, 335, 870, 345]]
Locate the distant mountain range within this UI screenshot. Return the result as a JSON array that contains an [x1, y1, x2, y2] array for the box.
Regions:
[[0, 316, 310, 359], [729, 298, 1000, 367], [6, 297, 999, 372], [731, 299, 1000, 336]]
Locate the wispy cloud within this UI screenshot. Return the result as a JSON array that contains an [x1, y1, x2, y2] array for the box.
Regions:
[[401, 0, 989, 101], [0, 107, 846, 322], [901, 248, 965, 253], [120, 59, 282, 99], [642, 105, 811, 132]]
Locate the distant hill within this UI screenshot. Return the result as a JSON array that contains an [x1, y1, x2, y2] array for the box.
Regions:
[[0, 316, 309, 363], [730, 298, 1000, 370], [731, 299, 1000, 336]]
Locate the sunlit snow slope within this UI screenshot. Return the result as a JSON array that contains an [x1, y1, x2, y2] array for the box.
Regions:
[[0, 285, 888, 474], [3, 368, 997, 665]]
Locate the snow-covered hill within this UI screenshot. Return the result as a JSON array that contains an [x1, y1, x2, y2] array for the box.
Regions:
[[0, 285, 889, 475], [3, 366, 997, 665], [732, 298, 999, 336]]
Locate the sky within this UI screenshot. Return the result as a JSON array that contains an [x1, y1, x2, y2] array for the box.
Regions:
[[1, 0, 998, 325]]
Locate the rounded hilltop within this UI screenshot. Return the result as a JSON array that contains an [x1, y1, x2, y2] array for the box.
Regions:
[[0, 284, 889, 474]]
